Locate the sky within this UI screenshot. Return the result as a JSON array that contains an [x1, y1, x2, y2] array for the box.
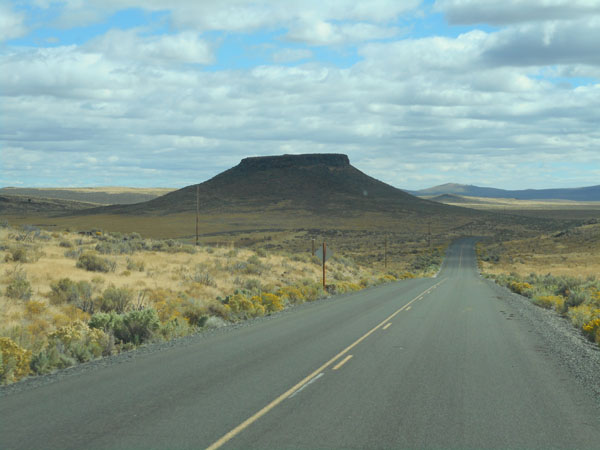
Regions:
[[1, 0, 599, 191]]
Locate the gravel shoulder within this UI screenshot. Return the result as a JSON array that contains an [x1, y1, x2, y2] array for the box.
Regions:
[[484, 276, 600, 404]]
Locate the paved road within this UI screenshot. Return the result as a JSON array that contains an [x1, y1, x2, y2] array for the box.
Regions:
[[2, 238, 599, 449]]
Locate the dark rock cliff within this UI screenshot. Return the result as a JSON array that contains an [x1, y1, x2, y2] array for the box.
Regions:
[[238, 154, 350, 170]]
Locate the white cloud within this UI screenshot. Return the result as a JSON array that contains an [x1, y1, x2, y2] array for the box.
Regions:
[[2, 0, 600, 189], [0, 3, 27, 42], [87, 29, 214, 65], [435, 0, 600, 25], [32, 0, 421, 43], [286, 21, 402, 46]]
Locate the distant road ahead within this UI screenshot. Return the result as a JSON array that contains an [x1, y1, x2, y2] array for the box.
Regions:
[[2, 239, 599, 449]]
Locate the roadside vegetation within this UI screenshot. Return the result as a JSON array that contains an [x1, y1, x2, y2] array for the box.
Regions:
[[0, 223, 442, 384], [477, 220, 600, 349]]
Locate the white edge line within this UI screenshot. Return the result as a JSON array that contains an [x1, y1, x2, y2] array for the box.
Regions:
[[289, 373, 324, 398]]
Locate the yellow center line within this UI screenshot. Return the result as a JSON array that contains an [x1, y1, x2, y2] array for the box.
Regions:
[[332, 354, 353, 371], [382, 323, 392, 330], [206, 277, 447, 450]]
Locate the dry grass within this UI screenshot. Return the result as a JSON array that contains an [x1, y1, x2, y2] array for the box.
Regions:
[[434, 195, 600, 211], [1, 186, 175, 196], [479, 222, 600, 279], [0, 227, 357, 306], [1, 223, 419, 374]]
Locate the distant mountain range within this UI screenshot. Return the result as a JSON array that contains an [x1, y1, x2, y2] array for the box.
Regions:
[[410, 183, 600, 201], [0, 194, 98, 215], [0, 187, 173, 205]]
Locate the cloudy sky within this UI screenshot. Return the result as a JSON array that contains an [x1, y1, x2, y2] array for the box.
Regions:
[[1, 0, 599, 190]]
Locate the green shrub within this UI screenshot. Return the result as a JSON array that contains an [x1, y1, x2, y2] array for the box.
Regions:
[[332, 254, 356, 268], [565, 288, 587, 308], [247, 255, 261, 265], [29, 321, 112, 375], [159, 318, 193, 340], [291, 253, 310, 263], [76, 253, 116, 273], [192, 270, 216, 287], [4, 245, 42, 263], [409, 249, 442, 274], [90, 309, 160, 345], [121, 309, 160, 345], [149, 239, 196, 254], [243, 278, 262, 293], [181, 299, 209, 327], [126, 258, 145, 272], [5, 271, 33, 300], [96, 285, 132, 313], [49, 278, 95, 312], [64, 248, 83, 259], [88, 311, 116, 331], [297, 279, 326, 301]]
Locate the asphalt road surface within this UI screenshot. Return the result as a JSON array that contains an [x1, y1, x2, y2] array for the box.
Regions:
[[2, 238, 599, 449]]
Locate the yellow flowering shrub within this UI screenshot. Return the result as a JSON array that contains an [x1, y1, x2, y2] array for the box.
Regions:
[[260, 293, 284, 313], [228, 293, 261, 318], [533, 295, 564, 311], [31, 320, 113, 373], [330, 282, 362, 294], [508, 281, 533, 296], [583, 317, 600, 345], [277, 286, 305, 304], [49, 321, 86, 346], [568, 304, 598, 328], [297, 282, 325, 301], [359, 278, 370, 288], [0, 337, 31, 384], [27, 319, 51, 350], [24, 300, 47, 319], [148, 288, 184, 322], [397, 272, 416, 280], [342, 282, 362, 292]]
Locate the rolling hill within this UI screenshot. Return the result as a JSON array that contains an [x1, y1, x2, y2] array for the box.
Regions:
[[0, 187, 174, 205], [0, 194, 99, 215], [411, 183, 600, 201]]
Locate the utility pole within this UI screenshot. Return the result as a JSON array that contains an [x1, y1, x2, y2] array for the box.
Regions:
[[195, 185, 200, 246], [322, 242, 327, 289], [428, 222, 432, 249], [384, 237, 388, 269], [312, 238, 316, 256]]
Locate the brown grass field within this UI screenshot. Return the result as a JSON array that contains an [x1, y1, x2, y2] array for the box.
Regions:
[[479, 221, 600, 279], [430, 195, 600, 221]]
